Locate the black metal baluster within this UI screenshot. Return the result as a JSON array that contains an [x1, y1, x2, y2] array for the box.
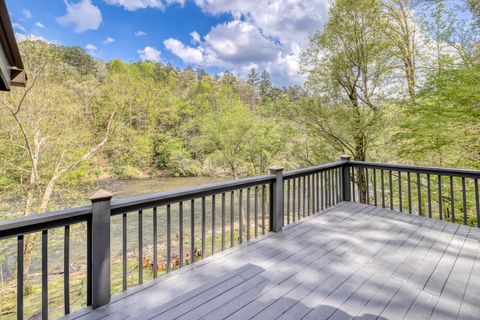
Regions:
[[191, 199, 195, 264], [239, 189, 243, 243], [122, 213, 127, 291], [254, 187, 259, 237], [212, 195, 216, 254], [138, 210, 143, 284], [438, 175, 443, 220], [335, 169, 338, 204], [336, 168, 340, 204], [64, 226, 70, 315], [167, 204, 171, 271], [287, 180, 290, 224], [417, 173, 422, 216], [365, 168, 370, 204], [358, 168, 363, 204], [179, 202, 184, 268], [42, 230, 48, 320], [389, 170, 393, 210], [462, 177, 467, 225], [320, 171, 324, 210], [87, 220, 92, 305], [381, 170, 385, 208], [398, 171, 403, 212], [262, 186, 266, 235], [297, 177, 301, 219], [326, 170, 330, 206], [316, 173, 320, 212], [246, 189, 251, 241], [373, 169, 377, 206], [17, 235, 24, 320], [475, 178, 479, 228], [338, 168, 342, 203], [307, 175, 311, 215], [450, 176, 455, 223], [153, 207, 158, 277], [221, 194, 226, 250], [329, 171, 332, 206], [351, 167, 356, 202], [302, 176, 306, 217], [312, 173, 315, 213], [292, 178, 296, 222], [335, 169, 340, 204], [324, 171, 328, 207], [407, 172, 412, 214], [230, 191, 235, 246], [201, 197, 206, 258], [427, 174, 432, 218]]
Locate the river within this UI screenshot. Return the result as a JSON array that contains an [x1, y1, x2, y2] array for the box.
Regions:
[[0, 176, 229, 279]]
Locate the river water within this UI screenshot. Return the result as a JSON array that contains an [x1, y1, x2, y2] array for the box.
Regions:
[[0, 177, 229, 278]]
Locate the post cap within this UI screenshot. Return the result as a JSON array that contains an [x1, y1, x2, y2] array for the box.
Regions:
[[269, 165, 284, 172], [340, 155, 351, 161], [90, 189, 113, 202]]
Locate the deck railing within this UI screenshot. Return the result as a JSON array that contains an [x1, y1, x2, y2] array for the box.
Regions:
[[1, 157, 479, 319], [349, 161, 480, 227]]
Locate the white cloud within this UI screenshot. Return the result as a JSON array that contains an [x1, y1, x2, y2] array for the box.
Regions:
[[85, 43, 98, 55], [135, 30, 147, 36], [105, 0, 164, 11], [22, 8, 32, 19], [35, 22, 46, 29], [162, 0, 329, 86], [165, 20, 278, 66], [164, 38, 205, 64], [104, 37, 115, 44], [190, 31, 201, 43], [57, 0, 102, 33], [15, 33, 49, 43], [137, 46, 162, 62], [12, 23, 27, 33], [105, 0, 185, 11]]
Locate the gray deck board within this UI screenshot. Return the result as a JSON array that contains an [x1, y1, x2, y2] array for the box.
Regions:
[[66, 202, 480, 320]]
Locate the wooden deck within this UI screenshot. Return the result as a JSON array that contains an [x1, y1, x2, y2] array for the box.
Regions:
[[67, 202, 480, 320]]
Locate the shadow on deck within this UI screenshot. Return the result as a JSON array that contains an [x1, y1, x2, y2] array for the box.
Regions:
[[64, 202, 479, 320]]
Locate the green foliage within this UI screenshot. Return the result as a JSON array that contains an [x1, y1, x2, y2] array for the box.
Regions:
[[395, 65, 480, 167]]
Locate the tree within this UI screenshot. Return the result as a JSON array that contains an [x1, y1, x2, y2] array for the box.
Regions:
[[259, 70, 272, 102], [60, 46, 96, 76], [0, 40, 118, 277], [382, 0, 424, 98], [245, 120, 289, 175], [301, 0, 395, 202], [246, 68, 260, 86], [301, 0, 393, 162], [420, 1, 456, 72], [395, 64, 480, 167], [196, 90, 255, 178]]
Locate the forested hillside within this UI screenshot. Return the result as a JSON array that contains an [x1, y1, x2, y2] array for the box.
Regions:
[[0, 0, 479, 220]]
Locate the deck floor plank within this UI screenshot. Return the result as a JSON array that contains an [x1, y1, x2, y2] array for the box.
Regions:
[[65, 202, 480, 320]]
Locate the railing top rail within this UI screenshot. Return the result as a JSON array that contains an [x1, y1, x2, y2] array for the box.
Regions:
[[4, 158, 478, 239], [0, 205, 92, 239], [283, 161, 347, 179], [111, 174, 276, 215], [350, 160, 480, 178]]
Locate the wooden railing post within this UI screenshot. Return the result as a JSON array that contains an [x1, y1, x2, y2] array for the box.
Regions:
[[90, 189, 113, 309], [340, 156, 351, 202], [269, 165, 284, 232]]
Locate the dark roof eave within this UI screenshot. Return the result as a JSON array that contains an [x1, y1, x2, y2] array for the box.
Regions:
[[0, 0, 26, 80], [11, 68, 26, 87]]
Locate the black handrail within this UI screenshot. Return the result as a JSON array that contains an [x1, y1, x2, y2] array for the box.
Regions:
[[3, 158, 480, 319], [350, 160, 480, 178]]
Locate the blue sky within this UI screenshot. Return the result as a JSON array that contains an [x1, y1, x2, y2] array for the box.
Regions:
[[8, 0, 331, 86], [7, 1, 470, 87]]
